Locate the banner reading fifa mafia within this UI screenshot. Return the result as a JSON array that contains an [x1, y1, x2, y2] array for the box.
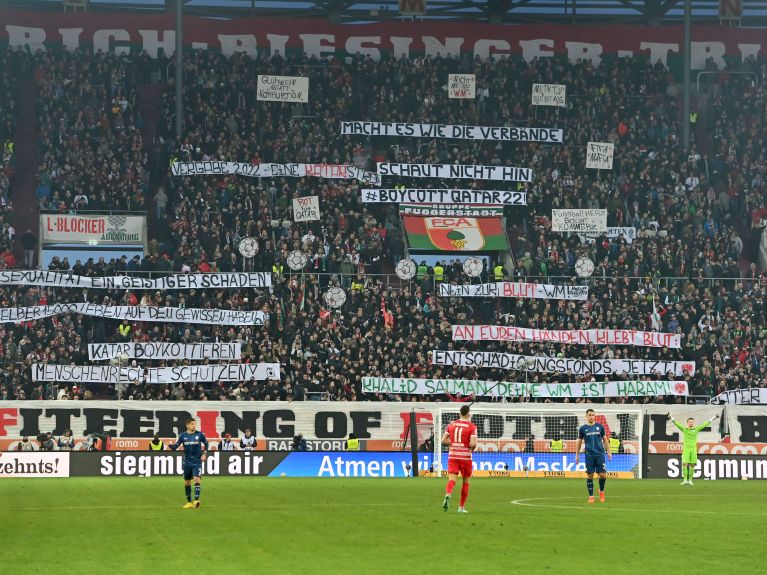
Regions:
[[362, 377, 689, 398], [32, 363, 280, 384], [451, 325, 681, 349], [361, 188, 526, 205], [0, 271, 271, 289], [87, 342, 242, 361], [431, 350, 696, 376], [377, 163, 533, 182], [439, 282, 588, 300], [342, 122, 563, 143], [0, 304, 266, 326], [171, 162, 381, 185]]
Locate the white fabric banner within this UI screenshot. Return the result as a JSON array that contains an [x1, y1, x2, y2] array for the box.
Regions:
[[0, 304, 266, 325], [171, 162, 381, 185], [552, 209, 608, 232], [531, 83, 566, 107], [579, 227, 636, 245], [0, 271, 271, 289], [292, 196, 320, 222], [361, 188, 526, 205], [586, 142, 615, 169], [377, 163, 532, 182], [342, 121, 563, 143], [448, 74, 476, 98], [42, 214, 144, 245], [451, 325, 681, 349], [362, 377, 689, 398], [87, 342, 242, 361], [439, 282, 588, 300], [431, 350, 696, 376], [257, 75, 309, 103], [711, 388, 767, 405], [32, 363, 280, 383]]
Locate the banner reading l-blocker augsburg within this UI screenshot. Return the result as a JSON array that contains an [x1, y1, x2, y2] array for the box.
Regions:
[[361, 377, 689, 398]]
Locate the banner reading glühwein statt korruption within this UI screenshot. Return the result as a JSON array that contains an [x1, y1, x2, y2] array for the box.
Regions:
[[439, 282, 588, 300], [451, 325, 681, 348]]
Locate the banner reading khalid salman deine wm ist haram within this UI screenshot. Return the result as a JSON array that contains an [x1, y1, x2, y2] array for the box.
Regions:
[[403, 216, 509, 251]]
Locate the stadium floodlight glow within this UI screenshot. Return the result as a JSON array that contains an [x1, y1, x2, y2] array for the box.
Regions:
[[323, 286, 347, 309], [575, 257, 595, 278], [463, 257, 484, 278], [287, 250, 308, 271], [395, 258, 417, 280], [238, 237, 259, 258]]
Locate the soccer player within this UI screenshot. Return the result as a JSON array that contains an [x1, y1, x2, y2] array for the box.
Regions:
[[575, 408, 612, 504], [169, 418, 209, 509], [668, 412, 720, 485], [441, 405, 477, 513]]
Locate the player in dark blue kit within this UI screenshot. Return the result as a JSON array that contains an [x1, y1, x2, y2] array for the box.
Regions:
[[575, 408, 612, 504], [169, 418, 209, 509]]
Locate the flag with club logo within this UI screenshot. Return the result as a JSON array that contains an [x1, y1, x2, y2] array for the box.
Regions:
[[403, 216, 508, 252]]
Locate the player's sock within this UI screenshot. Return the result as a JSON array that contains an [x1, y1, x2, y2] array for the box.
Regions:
[[459, 483, 470, 508], [194, 483, 201, 500], [598, 477, 606, 492], [185, 485, 192, 502], [446, 480, 456, 495], [685, 466, 691, 482], [586, 478, 594, 496]]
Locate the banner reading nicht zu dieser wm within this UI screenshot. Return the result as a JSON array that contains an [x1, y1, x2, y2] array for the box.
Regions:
[[403, 216, 509, 251]]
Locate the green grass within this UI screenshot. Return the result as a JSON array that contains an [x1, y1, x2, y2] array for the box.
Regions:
[[1, 478, 765, 574]]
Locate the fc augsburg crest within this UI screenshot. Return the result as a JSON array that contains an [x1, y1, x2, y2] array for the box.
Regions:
[[425, 217, 485, 251]]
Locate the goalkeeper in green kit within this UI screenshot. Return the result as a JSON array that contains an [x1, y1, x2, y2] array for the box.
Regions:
[[667, 412, 720, 485]]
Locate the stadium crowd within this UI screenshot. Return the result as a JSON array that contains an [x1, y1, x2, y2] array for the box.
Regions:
[[0, 47, 20, 266], [0, 46, 765, 403]]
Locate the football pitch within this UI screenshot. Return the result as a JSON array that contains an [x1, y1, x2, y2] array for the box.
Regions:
[[1, 478, 764, 574]]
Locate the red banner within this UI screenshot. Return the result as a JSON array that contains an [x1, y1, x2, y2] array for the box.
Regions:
[[0, 10, 763, 69]]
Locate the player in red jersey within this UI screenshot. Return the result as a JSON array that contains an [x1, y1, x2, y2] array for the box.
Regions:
[[441, 404, 477, 513]]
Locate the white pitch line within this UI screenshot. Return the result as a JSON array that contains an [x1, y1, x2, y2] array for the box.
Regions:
[[510, 494, 764, 516]]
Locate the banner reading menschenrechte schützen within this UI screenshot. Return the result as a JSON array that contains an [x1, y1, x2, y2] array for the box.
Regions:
[[0, 271, 271, 289], [439, 282, 588, 300], [171, 162, 381, 185], [0, 304, 266, 325], [341, 121, 563, 143], [361, 188, 526, 205], [451, 325, 681, 349], [431, 350, 696, 376], [377, 163, 532, 182], [87, 342, 242, 361], [362, 377, 689, 398], [32, 364, 280, 383]]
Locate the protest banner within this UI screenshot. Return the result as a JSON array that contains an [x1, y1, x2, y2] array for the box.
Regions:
[[32, 363, 280, 384], [451, 325, 681, 349], [531, 83, 566, 107], [578, 227, 636, 245], [399, 204, 504, 217], [439, 282, 588, 300], [171, 162, 381, 185], [586, 142, 615, 169], [362, 377, 689, 398], [711, 388, 767, 405], [361, 188, 526, 205], [87, 342, 242, 361], [377, 163, 532, 182], [41, 214, 144, 245], [0, 304, 266, 326], [292, 196, 320, 222], [551, 209, 608, 232], [341, 122, 563, 143], [257, 75, 309, 103], [448, 74, 476, 98], [0, 271, 271, 289], [431, 350, 696, 376]]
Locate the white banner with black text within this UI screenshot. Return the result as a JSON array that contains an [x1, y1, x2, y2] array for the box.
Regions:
[[361, 188, 526, 205], [32, 363, 280, 384], [377, 163, 532, 182], [87, 342, 242, 361], [0, 271, 271, 289], [439, 282, 588, 300], [171, 162, 381, 185], [341, 121, 563, 143]]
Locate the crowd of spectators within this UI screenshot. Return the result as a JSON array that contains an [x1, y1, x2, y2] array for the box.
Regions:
[[0, 47, 21, 265], [0, 44, 765, 403], [33, 49, 149, 213]]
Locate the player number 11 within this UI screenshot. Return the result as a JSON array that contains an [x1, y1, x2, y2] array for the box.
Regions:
[[453, 428, 463, 443]]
